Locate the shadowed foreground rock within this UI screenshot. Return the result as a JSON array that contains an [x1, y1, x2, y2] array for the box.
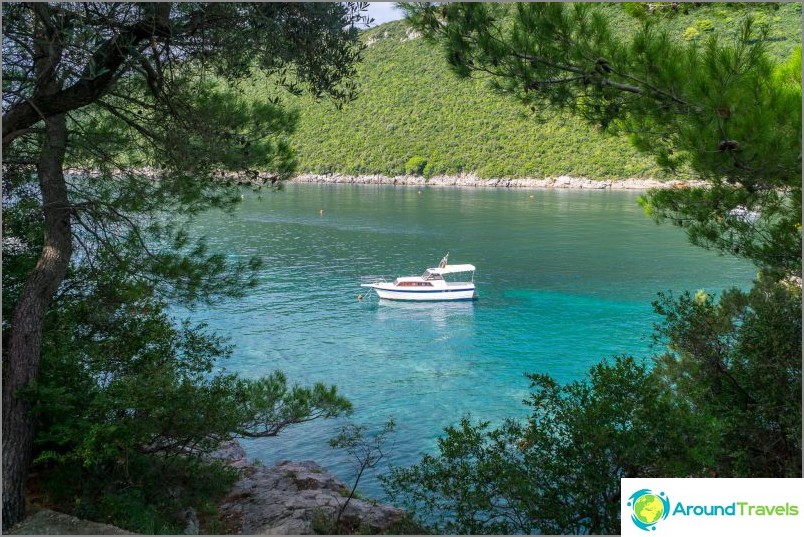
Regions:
[[8, 509, 133, 535], [213, 442, 405, 534]]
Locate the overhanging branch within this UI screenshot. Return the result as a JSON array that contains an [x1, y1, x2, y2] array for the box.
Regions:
[[2, 7, 175, 149]]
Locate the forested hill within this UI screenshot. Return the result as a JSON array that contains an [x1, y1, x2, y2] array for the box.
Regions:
[[256, 2, 801, 181]]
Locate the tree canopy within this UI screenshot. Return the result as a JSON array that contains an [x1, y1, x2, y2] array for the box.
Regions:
[[2, 2, 369, 530]]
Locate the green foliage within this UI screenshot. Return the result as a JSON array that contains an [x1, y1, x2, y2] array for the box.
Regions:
[[403, 2, 799, 181], [260, 2, 800, 182], [652, 276, 802, 478], [251, 19, 674, 180], [384, 356, 716, 534], [404, 156, 428, 175], [622, 3, 649, 20], [694, 18, 715, 32], [99, 79, 301, 177], [1, 173, 44, 329], [642, 45, 802, 275], [39, 452, 237, 534], [683, 26, 701, 40]]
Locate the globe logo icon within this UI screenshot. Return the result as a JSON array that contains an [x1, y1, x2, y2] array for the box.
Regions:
[[627, 489, 670, 531], [634, 494, 663, 524]]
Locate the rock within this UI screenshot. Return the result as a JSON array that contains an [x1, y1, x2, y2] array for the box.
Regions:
[[182, 507, 199, 535], [402, 28, 421, 41], [289, 173, 708, 190], [218, 458, 405, 535], [8, 509, 134, 535], [208, 439, 250, 469]]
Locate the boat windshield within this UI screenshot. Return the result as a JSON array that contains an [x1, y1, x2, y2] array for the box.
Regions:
[[423, 271, 443, 281]]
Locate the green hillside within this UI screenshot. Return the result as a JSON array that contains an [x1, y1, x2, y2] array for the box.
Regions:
[[255, 2, 802, 180]]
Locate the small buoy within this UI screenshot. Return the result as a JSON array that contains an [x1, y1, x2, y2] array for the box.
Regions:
[[319, 209, 325, 216], [417, 190, 422, 195], [529, 195, 534, 199], [357, 294, 363, 301]]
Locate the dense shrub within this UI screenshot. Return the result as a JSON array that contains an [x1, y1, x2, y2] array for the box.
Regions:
[[404, 155, 427, 175]]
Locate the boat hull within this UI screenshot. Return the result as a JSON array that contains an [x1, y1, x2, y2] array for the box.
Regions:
[[363, 284, 477, 301]]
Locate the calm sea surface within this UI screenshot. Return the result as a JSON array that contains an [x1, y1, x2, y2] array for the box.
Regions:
[[177, 183, 755, 499]]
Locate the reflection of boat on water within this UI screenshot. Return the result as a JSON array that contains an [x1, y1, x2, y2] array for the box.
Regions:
[[360, 254, 477, 301], [374, 297, 476, 329], [374, 299, 476, 311]]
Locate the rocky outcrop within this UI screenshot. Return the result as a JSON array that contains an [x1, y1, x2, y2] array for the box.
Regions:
[[402, 28, 421, 41], [290, 172, 708, 190], [212, 442, 405, 535]]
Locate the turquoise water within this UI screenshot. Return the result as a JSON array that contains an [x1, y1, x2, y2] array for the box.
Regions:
[[178, 184, 755, 498]]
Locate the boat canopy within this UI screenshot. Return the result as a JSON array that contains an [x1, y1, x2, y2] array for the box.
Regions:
[[426, 264, 476, 275]]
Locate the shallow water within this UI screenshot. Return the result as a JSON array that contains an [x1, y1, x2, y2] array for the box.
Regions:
[[176, 183, 755, 499]]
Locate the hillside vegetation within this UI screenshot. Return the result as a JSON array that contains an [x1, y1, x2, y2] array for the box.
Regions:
[[247, 2, 801, 180]]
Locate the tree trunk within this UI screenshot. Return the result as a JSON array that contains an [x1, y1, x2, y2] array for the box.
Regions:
[[2, 113, 71, 530]]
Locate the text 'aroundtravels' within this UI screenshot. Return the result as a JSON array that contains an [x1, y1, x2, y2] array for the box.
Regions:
[[671, 502, 800, 517]]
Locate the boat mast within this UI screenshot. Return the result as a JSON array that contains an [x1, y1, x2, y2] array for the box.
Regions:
[[439, 252, 449, 269]]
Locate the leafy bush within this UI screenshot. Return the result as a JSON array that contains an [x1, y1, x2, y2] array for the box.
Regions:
[[384, 356, 718, 534], [683, 26, 701, 40], [694, 18, 715, 32], [39, 453, 238, 534], [404, 156, 427, 175], [622, 2, 648, 19]]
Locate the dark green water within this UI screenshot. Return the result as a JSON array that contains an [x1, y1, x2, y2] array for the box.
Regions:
[[179, 183, 756, 498]]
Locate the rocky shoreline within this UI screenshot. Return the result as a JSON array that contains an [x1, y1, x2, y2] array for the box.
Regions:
[[65, 167, 708, 190], [290, 172, 709, 190], [211, 441, 405, 535]]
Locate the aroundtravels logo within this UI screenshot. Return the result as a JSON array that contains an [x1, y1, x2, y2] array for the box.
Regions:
[[627, 489, 670, 531], [622, 478, 804, 536]]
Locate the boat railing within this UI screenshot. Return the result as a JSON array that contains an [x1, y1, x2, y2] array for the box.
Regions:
[[360, 275, 389, 284]]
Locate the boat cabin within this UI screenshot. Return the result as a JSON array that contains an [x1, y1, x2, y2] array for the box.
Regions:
[[360, 257, 477, 301], [394, 280, 434, 287], [390, 265, 474, 288], [393, 275, 436, 287]]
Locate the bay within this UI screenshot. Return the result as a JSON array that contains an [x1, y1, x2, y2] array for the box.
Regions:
[[176, 183, 756, 499]]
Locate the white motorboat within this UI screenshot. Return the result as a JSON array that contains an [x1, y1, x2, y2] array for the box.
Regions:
[[360, 255, 477, 301], [728, 205, 760, 223]]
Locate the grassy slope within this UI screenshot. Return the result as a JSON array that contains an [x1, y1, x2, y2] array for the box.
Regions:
[[256, 3, 801, 180]]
